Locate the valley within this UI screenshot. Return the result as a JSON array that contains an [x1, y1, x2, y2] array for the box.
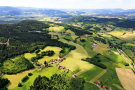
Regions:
[[0, 16, 135, 90]]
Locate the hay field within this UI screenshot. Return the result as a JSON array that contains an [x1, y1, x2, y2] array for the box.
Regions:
[[49, 26, 65, 32], [116, 68, 135, 90], [59, 38, 94, 74], [38, 46, 62, 63]]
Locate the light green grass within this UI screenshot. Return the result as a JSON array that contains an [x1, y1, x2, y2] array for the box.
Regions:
[[79, 66, 104, 81], [82, 82, 99, 90]]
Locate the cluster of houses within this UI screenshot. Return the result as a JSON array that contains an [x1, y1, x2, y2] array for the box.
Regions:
[[58, 65, 69, 72], [62, 32, 70, 35], [40, 56, 66, 68], [91, 43, 97, 47], [96, 80, 112, 90]]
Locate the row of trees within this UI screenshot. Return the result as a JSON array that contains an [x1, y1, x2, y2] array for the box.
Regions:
[[82, 54, 107, 69], [29, 74, 85, 90]]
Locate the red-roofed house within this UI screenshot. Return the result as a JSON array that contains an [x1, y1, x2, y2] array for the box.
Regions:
[[41, 64, 45, 68], [72, 74, 77, 78], [58, 65, 61, 67], [108, 52, 112, 55], [0, 71, 1, 75], [103, 85, 107, 89], [62, 66, 65, 69], [108, 86, 112, 90], [50, 62, 53, 64], [66, 69, 69, 72], [96, 80, 100, 84]]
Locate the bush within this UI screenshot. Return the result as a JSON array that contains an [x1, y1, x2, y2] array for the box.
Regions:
[[21, 75, 29, 82], [28, 73, 33, 76], [124, 62, 129, 66], [18, 83, 22, 87], [36, 62, 41, 66]]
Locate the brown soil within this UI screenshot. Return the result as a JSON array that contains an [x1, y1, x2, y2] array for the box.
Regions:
[[116, 68, 135, 90]]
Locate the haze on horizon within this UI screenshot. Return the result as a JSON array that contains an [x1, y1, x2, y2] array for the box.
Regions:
[[0, 0, 134, 10]]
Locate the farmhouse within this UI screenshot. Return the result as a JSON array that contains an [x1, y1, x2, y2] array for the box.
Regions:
[[58, 65, 61, 67], [96, 80, 100, 84], [103, 85, 107, 89], [41, 64, 45, 68], [107, 52, 112, 55], [91, 44, 97, 47], [62, 32, 70, 35], [66, 69, 69, 72], [108, 86, 112, 90], [72, 74, 77, 78], [62, 66, 65, 69], [0, 71, 1, 76]]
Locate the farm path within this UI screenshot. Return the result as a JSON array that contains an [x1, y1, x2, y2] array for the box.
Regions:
[[113, 84, 124, 90], [0, 38, 10, 46], [90, 70, 107, 83]]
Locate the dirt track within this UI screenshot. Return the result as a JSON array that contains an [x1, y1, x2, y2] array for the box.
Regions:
[[116, 68, 135, 90]]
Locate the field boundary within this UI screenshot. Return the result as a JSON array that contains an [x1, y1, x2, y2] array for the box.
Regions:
[[90, 70, 107, 83], [113, 84, 124, 90]]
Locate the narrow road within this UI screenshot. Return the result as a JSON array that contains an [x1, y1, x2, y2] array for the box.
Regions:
[[117, 48, 135, 72]]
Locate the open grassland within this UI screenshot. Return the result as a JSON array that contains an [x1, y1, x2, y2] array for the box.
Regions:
[[123, 49, 135, 62], [24, 53, 36, 60], [79, 66, 104, 81], [66, 29, 78, 40], [116, 68, 135, 90], [38, 46, 62, 63], [108, 31, 124, 37], [59, 38, 95, 74], [49, 26, 65, 32]]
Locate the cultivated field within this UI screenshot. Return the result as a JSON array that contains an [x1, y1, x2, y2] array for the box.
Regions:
[[116, 68, 135, 90]]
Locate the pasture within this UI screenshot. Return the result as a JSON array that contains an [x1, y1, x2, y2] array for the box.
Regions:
[[108, 31, 124, 37], [24, 53, 36, 60]]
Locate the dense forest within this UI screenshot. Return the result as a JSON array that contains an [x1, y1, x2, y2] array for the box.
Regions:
[[29, 74, 85, 90], [0, 20, 76, 64]]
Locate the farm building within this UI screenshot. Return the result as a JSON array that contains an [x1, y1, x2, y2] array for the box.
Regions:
[[103, 85, 107, 89], [72, 74, 77, 78], [108, 86, 112, 90], [107, 52, 112, 55], [41, 64, 45, 68]]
